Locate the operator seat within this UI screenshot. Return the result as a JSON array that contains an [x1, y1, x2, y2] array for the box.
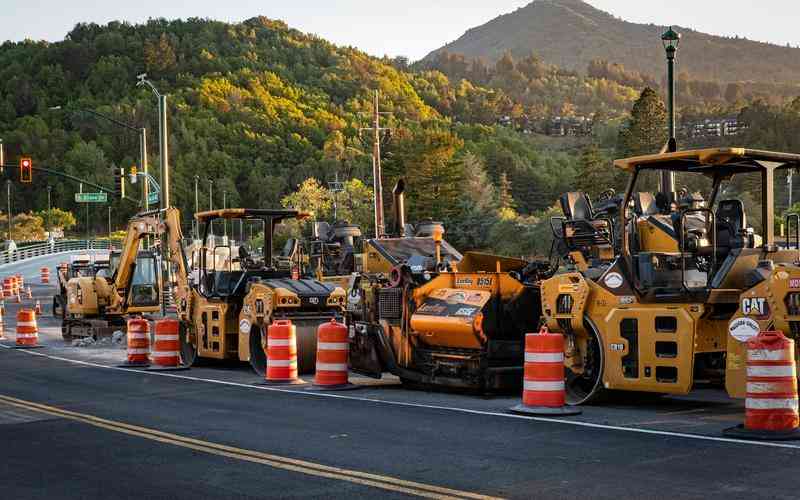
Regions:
[[716, 199, 747, 251], [560, 192, 593, 220], [632, 192, 658, 216]]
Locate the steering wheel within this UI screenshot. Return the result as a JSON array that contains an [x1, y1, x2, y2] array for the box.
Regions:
[[596, 189, 616, 202]]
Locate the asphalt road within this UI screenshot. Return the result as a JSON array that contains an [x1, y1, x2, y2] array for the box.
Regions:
[[1, 253, 799, 499]]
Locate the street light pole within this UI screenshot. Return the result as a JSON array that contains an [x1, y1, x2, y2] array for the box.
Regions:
[[141, 127, 149, 211], [661, 26, 681, 197], [223, 190, 227, 240]]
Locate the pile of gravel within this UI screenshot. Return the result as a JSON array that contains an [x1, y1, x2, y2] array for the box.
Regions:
[[71, 337, 95, 348]]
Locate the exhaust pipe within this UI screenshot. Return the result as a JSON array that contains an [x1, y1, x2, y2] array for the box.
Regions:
[[392, 179, 406, 237]]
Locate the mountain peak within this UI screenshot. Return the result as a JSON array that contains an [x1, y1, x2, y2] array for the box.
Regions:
[[423, 1, 800, 84]]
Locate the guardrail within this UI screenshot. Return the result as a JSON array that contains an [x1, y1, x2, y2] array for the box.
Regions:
[[0, 239, 122, 266]]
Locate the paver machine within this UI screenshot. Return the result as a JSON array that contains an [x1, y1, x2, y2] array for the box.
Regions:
[[346, 183, 551, 391], [62, 218, 162, 339], [540, 147, 800, 404], [177, 209, 347, 374]]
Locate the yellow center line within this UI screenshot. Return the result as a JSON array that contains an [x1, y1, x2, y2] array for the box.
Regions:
[[0, 394, 502, 500]]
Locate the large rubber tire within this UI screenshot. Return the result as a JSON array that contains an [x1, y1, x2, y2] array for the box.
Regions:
[[295, 323, 318, 375], [249, 326, 267, 377], [179, 323, 198, 367], [565, 320, 606, 405]]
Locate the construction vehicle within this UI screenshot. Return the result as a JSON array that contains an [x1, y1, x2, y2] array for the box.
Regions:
[[346, 182, 551, 391], [63, 219, 162, 339], [176, 208, 347, 374], [540, 147, 800, 404], [53, 253, 111, 319]]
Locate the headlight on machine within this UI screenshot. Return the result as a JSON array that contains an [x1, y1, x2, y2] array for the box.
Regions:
[[327, 295, 345, 306]]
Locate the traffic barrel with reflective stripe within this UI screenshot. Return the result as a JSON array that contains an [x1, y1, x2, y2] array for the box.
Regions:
[[15, 274, 23, 291], [34, 300, 41, 316], [40, 267, 50, 284], [308, 319, 358, 391], [26, 286, 32, 299], [261, 319, 304, 385], [147, 319, 188, 371], [724, 330, 800, 440], [2, 278, 12, 299], [118, 318, 151, 367], [509, 326, 580, 416], [0, 307, 5, 340], [14, 309, 40, 348]]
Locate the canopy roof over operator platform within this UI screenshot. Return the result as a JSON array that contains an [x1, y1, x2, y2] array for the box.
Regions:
[[194, 208, 310, 222], [614, 148, 800, 174]]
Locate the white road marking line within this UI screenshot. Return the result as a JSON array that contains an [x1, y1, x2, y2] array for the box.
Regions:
[[3, 343, 800, 451]]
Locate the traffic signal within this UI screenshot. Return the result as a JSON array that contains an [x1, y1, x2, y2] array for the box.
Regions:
[[19, 157, 32, 183], [113, 167, 126, 198], [129, 165, 138, 184]]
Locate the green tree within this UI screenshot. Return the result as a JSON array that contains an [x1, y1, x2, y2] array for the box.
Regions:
[[575, 144, 618, 198], [616, 87, 667, 157]]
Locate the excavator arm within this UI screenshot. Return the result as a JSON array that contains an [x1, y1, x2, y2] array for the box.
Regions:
[[161, 207, 192, 321]]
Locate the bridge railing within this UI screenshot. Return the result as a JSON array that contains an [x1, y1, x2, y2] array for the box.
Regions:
[[0, 239, 122, 266]]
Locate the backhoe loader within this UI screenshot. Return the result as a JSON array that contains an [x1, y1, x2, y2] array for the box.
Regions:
[[541, 147, 800, 404], [63, 218, 162, 339]]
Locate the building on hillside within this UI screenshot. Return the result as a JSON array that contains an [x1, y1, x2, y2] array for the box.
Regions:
[[686, 117, 746, 138]]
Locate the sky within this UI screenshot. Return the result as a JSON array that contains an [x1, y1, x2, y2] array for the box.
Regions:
[[1, 1, 799, 61]]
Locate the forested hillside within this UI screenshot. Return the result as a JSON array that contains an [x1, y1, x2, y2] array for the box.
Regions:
[[0, 17, 578, 254]]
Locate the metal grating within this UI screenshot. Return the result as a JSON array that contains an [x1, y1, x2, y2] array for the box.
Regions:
[[378, 288, 403, 320]]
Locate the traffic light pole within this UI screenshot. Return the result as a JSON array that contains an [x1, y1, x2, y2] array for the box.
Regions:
[[6, 181, 11, 242]]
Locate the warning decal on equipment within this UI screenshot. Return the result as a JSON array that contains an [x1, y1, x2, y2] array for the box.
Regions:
[[728, 317, 760, 342], [239, 319, 251, 334], [603, 272, 624, 289]]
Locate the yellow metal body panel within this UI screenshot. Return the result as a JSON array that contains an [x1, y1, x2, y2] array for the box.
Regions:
[[410, 288, 491, 349], [636, 219, 679, 253]]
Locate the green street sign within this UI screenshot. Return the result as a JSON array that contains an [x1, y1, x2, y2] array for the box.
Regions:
[[75, 192, 108, 203], [148, 192, 159, 205]]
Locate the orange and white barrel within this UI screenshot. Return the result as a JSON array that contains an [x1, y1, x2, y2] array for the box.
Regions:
[[125, 318, 151, 366], [745, 331, 799, 431], [40, 267, 50, 284], [15, 274, 23, 291], [2, 278, 12, 299], [0, 307, 5, 340], [509, 326, 580, 416], [34, 300, 41, 316], [26, 286, 32, 299], [15, 309, 38, 347], [313, 319, 352, 388], [150, 319, 181, 367], [265, 320, 300, 382]]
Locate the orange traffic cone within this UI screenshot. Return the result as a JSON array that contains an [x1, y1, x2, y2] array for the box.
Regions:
[[147, 319, 189, 371], [26, 287, 32, 300], [509, 326, 581, 416], [14, 309, 43, 349], [307, 319, 358, 391], [34, 300, 42, 316], [724, 330, 800, 440], [259, 320, 305, 385]]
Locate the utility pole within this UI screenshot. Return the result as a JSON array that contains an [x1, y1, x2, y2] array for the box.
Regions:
[[6, 180, 11, 242], [47, 186, 52, 239], [329, 172, 344, 221], [107, 205, 111, 239], [223, 190, 228, 241], [360, 90, 391, 238], [208, 179, 214, 240]]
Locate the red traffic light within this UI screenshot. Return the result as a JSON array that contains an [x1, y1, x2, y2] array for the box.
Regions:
[[20, 157, 32, 183]]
